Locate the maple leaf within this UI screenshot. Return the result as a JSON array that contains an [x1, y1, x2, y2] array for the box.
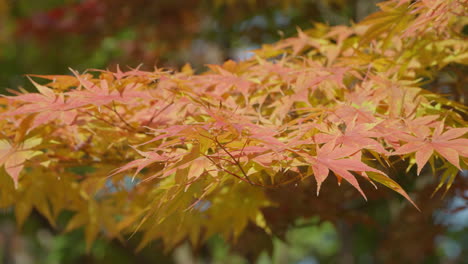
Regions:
[[0, 0, 465, 251], [193, 65, 254, 100], [401, 0, 452, 37], [66, 69, 149, 106], [109, 147, 173, 179], [27, 74, 80, 90], [3, 77, 61, 110], [298, 140, 419, 208], [0, 137, 43, 187], [300, 141, 388, 200], [275, 28, 321, 55], [313, 116, 387, 154], [13, 168, 76, 229], [2, 77, 78, 129], [359, 1, 412, 48], [393, 121, 468, 175]]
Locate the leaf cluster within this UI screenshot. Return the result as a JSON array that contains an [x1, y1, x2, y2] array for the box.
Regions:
[[0, 0, 467, 253]]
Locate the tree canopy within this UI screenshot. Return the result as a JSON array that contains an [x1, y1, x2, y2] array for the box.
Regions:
[[0, 0, 467, 263]]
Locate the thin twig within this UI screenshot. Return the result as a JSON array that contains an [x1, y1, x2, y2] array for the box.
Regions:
[[107, 101, 138, 131], [146, 101, 174, 126]]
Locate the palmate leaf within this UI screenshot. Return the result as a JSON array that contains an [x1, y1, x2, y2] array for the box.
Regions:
[[67, 69, 152, 106], [0, 137, 43, 187], [298, 141, 417, 205], [359, 1, 412, 48], [393, 121, 468, 175], [13, 168, 75, 228], [0, 0, 466, 252], [309, 144, 371, 199], [366, 171, 419, 210], [1, 77, 78, 129], [26, 74, 80, 91], [312, 116, 387, 154]]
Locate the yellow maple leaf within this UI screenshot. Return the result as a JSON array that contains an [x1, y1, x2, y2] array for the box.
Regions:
[[0, 137, 43, 187]]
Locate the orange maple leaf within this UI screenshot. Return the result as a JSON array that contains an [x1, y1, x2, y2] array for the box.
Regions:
[[2, 78, 78, 129], [300, 141, 387, 200], [393, 121, 468, 175], [313, 116, 387, 154]]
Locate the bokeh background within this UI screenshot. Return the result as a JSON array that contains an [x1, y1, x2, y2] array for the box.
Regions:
[[0, 0, 467, 263], [0, 0, 383, 93]]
